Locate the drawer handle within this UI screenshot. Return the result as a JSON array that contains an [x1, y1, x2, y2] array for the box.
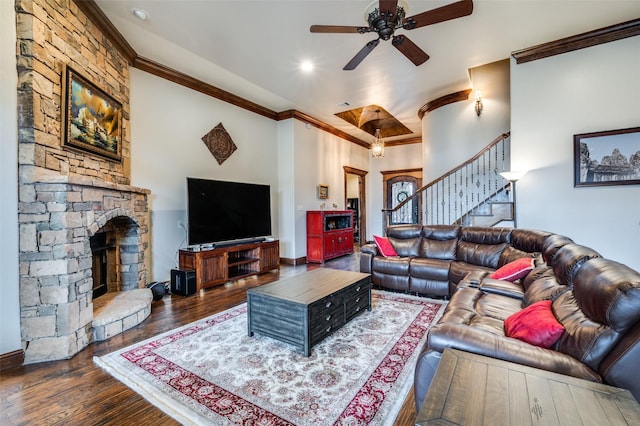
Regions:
[[326, 315, 332, 321], [338, 237, 342, 243], [355, 297, 360, 303], [355, 306, 361, 312], [325, 326, 332, 333], [326, 301, 332, 308], [355, 286, 361, 292]]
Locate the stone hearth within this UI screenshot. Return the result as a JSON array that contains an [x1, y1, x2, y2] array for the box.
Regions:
[[19, 168, 150, 363]]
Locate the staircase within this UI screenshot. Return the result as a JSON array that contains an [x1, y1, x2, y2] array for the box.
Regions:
[[383, 132, 514, 231]]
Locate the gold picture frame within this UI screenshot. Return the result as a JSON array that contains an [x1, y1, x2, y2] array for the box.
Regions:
[[318, 184, 329, 199], [62, 65, 122, 161]]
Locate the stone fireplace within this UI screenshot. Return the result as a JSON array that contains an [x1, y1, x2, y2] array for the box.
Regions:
[[15, 0, 148, 363], [19, 169, 150, 363]]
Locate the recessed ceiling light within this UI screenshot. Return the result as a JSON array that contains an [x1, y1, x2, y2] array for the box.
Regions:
[[300, 61, 314, 72], [131, 8, 150, 21], [337, 101, 350, 108]]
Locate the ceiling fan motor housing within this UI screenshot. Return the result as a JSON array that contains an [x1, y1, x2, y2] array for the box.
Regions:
[[366, 1, 407, 40]]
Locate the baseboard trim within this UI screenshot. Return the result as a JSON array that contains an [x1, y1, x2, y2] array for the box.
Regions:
[[0, 349, 24, 371], [280, 256, 307, 266]]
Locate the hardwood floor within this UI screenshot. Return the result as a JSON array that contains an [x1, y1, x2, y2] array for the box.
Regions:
[[0, 254, 417, 425]]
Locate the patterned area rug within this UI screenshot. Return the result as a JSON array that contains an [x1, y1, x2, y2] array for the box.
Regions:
[[94, 291, 445, 425]]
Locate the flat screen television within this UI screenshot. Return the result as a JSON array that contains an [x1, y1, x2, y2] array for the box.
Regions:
[[187, 177, 272, 246]]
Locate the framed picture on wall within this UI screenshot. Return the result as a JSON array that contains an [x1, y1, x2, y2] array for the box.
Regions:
[[573, 127, 640, 187], [62, 65, 123, 162], [318, 184, 329, 199]]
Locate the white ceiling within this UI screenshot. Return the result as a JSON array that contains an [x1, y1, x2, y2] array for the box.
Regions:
[[95, 0, 640, 143]]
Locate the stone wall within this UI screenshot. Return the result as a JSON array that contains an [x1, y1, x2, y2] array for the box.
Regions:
[[16, 0, 130, 183], [15, 0, 150, 363]]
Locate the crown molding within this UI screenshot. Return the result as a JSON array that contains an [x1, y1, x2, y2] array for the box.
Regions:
[[277, 110, 370, 148], [418, 89, 471, 120], [512, 18, 640, 64], [134, 56, 279, 120]]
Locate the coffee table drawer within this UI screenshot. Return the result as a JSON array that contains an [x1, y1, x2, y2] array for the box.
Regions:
[[346, 293, 370, 320], [309, 293, 344, 316], [310, 305, 344, 345], [343, 278, 371, 299]]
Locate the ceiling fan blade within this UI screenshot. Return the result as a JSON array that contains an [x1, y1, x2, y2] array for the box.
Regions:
[[403, 0, 473, 30], [310, 25, 369, 34], [379, 0, 398, 18], [392, 35, 430, 66], [343, 39, 380, 70]]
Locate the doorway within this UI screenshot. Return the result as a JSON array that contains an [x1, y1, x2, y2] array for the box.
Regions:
[[381, 169, 422, 232], [344, 166, 367, 247]]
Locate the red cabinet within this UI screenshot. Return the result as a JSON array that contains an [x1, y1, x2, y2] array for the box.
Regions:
[[306, 210, 354, 263]]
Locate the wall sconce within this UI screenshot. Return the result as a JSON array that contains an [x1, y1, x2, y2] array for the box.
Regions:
[[474, 90, 483, 117]]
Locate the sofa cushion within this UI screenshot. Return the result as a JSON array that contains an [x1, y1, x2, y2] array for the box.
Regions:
[[373, 235, 398, 257], [542, 234, 574, 265], [490, 257, 535, 282], [509, 229, 553, 253], [572, 258, 640, 332], [460, 227, 512, 245], [523, 268, 568, 306], [498, 246, 537, 266], [410, 257, 452, 281], [552, 244, 601, 286], [448, 261, 495, 286], [456, 241, 507, 269], [386, 225, 422, 257], [553, 259, 640, 373], [422, 224, 461, 240], [371, 256, 411, 291], [419, 238, 457, 260], [504, 300, 565, 348]]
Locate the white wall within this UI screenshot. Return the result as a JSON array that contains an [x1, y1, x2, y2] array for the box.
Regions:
[[130, 69, 280, 281], [0, 0, 20, 354], [276, 119, 296, 259], [423, 59, 511, 182], [290, 120, 369, 259], [511, 36, 640, 271]]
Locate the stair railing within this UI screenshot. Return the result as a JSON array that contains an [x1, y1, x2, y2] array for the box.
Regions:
[[383, 132, 512, 233]]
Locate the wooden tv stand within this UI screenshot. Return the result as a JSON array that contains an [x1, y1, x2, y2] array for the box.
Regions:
[[178, 240, 279, 291]]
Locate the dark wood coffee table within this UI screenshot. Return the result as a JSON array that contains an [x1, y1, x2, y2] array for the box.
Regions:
[[246, 268, 371, 356], [415, 348, 640, 425]]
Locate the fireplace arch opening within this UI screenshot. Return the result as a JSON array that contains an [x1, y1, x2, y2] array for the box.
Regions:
[[89, 215, 141, 299]]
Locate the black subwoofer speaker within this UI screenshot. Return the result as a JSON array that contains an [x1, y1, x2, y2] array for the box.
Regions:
[[170, 269, 196, 296]]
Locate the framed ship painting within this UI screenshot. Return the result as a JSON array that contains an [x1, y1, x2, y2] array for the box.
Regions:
[[574, 127, 640, 187], [62, 65, 122, 161]]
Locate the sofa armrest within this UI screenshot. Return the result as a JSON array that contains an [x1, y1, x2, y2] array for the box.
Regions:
[[426, 323, 602, 383], [360, 243, 378, 256], [360, 252, 373, 274]]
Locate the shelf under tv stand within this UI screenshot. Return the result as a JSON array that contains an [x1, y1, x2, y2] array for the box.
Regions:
[[178, 240, 279, 291]]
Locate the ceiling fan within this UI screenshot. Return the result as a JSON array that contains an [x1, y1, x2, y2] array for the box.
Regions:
[[310, 0, 473, 70]]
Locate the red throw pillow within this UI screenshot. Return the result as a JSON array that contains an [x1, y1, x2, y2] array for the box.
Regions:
[[504, 300, 565, 348], [490, 257, 535, 281], [373, 235, 398, 257]]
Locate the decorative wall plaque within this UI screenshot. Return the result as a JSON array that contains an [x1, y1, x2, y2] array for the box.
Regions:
[[202, 122, 237, 165]]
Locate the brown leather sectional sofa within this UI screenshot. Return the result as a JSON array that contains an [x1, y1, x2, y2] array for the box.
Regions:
[[359, 225, 640, 407]]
